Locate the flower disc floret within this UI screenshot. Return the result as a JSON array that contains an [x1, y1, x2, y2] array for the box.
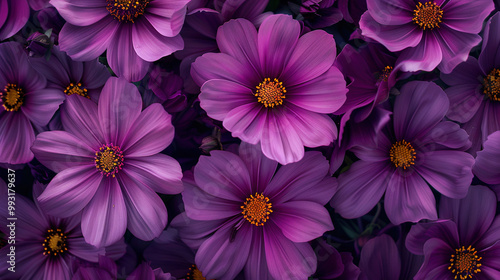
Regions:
[[412, 1, 443, 30], [241, 193, 273, 226], [64, 82, 89, 98], [94, 144, 124, 177], [42, 228, 68, 257], [448, 245, 482, 279], [389, 140, 416, 169], [106, 0, 150, 23], [483, 69, 500, 101], [255, 78, 286, 108], [1, 83, 25, 111]]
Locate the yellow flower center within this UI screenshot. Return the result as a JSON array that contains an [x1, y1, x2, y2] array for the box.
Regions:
[[378, 66, 393, 82], [42, 229, 68, 257], [255, 78, 286, 108], [448, 245, 482, 279], [1, 84, 25, 111], [483, 68, 500, 101], [241, 193, 273, 226], [106, 0, 150, 23], [64, 82, 89, 98], [186, 264, 213, 280], [412, 1, 443, 30], [389, 140, 416, 169], [94, 144, 124, 177]]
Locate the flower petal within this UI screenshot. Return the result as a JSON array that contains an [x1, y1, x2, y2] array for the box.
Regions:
[[473, 131, 500, 184], [434, 26, 481, 74], [396, 32, 442, 72], [359, 235, 401, 280], [144, 0, 189, 37], [238, 142, 278, 194], [132, 19, 184, 62], [50, 0, 108, 26], [0, 112, 34, 164], [406, 220, 459, 255], [37, 165, 102, 217], [443, 0, 494, 34], [479, 12, 500, 74], [21, 89, 65, 126], [223, 103, 267, 145], [366, 0, 414, 25], [244, 226, 271, 280]]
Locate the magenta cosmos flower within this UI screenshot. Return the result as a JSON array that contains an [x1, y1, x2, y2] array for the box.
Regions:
[[180, 142, 336, 280], [360, 0, 494, 73], [31, 77, 183, 248], [0, 42, 64, 164], [0, 181, 125, 280], [406, 185, 500, 279], [0, 0, 30, 40], [441, 12, 500, 155], [331, 81, 474, 225], [191, 14, 347, 165], [51, 0, 189, 82]]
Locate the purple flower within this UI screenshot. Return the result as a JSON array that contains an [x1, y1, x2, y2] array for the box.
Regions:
[[0, 181, 123, 280], [441, 12, 500, 155], [360, 0, 494, 73], [51, 0, 190, 82], [291, 0, 343, 29], [127, 263, 174, 280], [473, 130, 500, 201], [180, 143, 336, 279], [0, 42, 64, 164], [31, 77, 183, 247], [191, 14, 347, 164], [0, 0, 30, 40], [331, 81, 474, 225], [406, 185, 500, 279], [72, 255, 118, 280], [312, 238, 361, 280], [30, 46, 111, 104]]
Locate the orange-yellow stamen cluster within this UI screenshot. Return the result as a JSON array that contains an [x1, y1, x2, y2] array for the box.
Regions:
[[255, 78, 286, 108], [241, 193, 272, 226], [106, 0, 150, 22], [1, 83, 24, 111], [413, 2, 443, 30], [378, 66, 393, 82], [94, 144, 124, 177], [389, 140, 416, 169], [42, 228, 68, 257], [186, 264, 212, 280], [448, 245, 482, 279], [483, 68, 500, 101], [64, 82, 89, 98]]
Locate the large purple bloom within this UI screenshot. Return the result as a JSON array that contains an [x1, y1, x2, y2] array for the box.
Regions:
[[360, 0, 494, 73], [473, 130, 500, 201], [0, 181, 124, 280], [31, 77, 183, 248], [180, 143, 336, 280], [331, 81, 474, 225], [0, 42, 64, 164], [441, 12, 500, 155], [0, 0, 30, 40], [51, 0, 190, 82], [192, 14, 347, 165], [406, 185, 500, 279]]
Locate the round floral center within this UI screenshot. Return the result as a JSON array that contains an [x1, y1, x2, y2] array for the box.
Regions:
[[389, 140, 416, 169], [241, 193, 273, 226], [186, 264, 212, 280], [483, 68, 500, 101], [106, 0, 150, 22], [64, 82, 89, 98], [448, 245, 482, 279], [1, 83, 25, 111], [42, 228, 68, 257], [412, 1, 443, 30], [94, 144, 124, 177], [255, 78, 286, 108], [377, 66, 393, 83]]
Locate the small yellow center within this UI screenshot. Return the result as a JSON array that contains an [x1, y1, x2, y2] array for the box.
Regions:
[[483, 69, 500, 101], [186, 264, 213, 280], [42, 229, 68, 257], [378, 66, 393, 82], [255, 78, 286, 108], [106, 0, 150, 22], [412, 2, 443, 30], [94, 144, 124, 177], [241, 193, 272, 226], [448, 245, 482, 279], [64, 82, 89, 98], [1, 84, 25, 111], [389, 140, 416, 169]]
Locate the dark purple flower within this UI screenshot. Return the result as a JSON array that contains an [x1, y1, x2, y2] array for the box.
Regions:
[[473, 130, 500, 201], [0, 181, 123, 280], [331, 81, 474, 224], [360, 0, 494, 73], [406, 185, 500, 279], [338, 0, 366, 24], [191, 14, 347, 164], [31, 77, 183, 247], [0, 42, 64, 164], [127, 263, 174, 280], [147, 66, 187, 113], [441, 12, 500, 155], [180, 142, 336, 279], [0, 0, 30, 40], [72, 255, 117, 280], [312, 238, 360, 280], [30, 46, 110, 104], [51, 0, 190, 82]]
